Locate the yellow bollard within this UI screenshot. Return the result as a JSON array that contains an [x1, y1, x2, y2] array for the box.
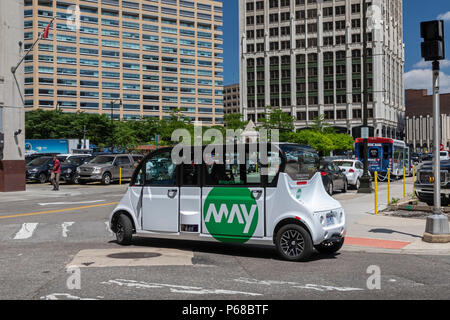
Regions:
[[119, 167, 122, 185], [374, 171, 378, 215], [412, 165, 415, 195], [388, 168, 391, 205], [404, 166, 407, 196]]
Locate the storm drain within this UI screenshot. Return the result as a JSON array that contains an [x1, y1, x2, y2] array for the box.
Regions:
[[107, 252, 162, 259]]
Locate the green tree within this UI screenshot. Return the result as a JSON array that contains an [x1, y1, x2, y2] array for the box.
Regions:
[[223, 113, 248, 130]]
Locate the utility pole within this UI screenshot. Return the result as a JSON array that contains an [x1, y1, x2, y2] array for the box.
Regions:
[[358, 0, 373, 194], [420, 20, 450, 243], [82, 125, 87, 150]]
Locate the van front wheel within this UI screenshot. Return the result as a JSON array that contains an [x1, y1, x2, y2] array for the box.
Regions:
[[275, 224, 313, 262], [116, 214, 133, 245]]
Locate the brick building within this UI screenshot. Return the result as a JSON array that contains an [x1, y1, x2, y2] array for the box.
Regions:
[[405, 89, 450, 152]]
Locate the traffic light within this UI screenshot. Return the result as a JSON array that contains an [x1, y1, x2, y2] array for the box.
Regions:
[[421, 20, 445, 61]]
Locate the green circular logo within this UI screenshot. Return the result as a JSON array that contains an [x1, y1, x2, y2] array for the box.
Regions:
[[203, 188, 259, 243]]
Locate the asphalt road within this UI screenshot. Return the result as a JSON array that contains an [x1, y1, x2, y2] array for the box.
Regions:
[[0, 182, 449, 300]]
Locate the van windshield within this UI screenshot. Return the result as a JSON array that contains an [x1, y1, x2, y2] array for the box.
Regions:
[[279, 145, 319, 180]]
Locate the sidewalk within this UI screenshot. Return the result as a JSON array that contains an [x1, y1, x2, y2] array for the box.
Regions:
[[336, 178, 450, 255]]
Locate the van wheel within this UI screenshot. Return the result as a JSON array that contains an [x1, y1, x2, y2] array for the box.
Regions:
[[315, 238, 345, 255], [101, 173, 112, 185], [116, 214, 133, 245], [275, 224, 313, 262]]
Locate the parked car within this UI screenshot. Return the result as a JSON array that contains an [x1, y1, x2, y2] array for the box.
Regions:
[[60, 155, 94, 184], [332, 159, 365, 190], [26, 156, 66, 183], [414, 160, 450, 206], [77, 154, 135, 185], [440, 151, 450, 161], [319, 160, 348, 195]]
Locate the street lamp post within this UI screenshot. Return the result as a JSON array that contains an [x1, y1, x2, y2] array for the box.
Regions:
[[358, 0, 373, 194]]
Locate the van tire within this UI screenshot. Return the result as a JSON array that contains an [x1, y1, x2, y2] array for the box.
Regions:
[[101, 173, 112, 185], [315, 238, 345, 255], [116, 214, 133, 245], [275, 224, 313, 262]]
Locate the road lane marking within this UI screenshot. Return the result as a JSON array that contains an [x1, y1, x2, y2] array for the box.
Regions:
[[38, 200, 106, 206], [0, 202, 119, 220], [61, 222, 75, 237], [101, 279, 262, 296], [105, 221, 114, 236], [13, 223, 39, 240], [40, 293, 98, 300]]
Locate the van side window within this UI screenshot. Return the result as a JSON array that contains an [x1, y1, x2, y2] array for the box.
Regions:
[[204, 147, 263, 186], [144, 151, 177, 185], [181, 163, 200, 186]]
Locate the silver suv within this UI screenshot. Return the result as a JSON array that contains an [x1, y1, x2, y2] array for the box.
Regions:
[[77, 154, 135, 185]]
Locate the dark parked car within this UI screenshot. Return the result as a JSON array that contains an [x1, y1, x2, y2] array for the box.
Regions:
[[414, 160, 450, 206], [60, 155, 94, 184], [26, 156, 66, 183], [319, 160, 348, 195]]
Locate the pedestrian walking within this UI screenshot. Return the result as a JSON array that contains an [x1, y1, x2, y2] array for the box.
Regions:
[[50, 155, 61, 191]]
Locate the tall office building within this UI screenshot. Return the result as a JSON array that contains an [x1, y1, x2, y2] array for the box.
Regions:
[[24, 0, 224, 124], [239, 0, 405, 138], [223, 83, 240, 114]]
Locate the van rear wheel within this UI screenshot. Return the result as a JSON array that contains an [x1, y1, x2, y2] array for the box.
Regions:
[[275, 224, 313, 262], [116, 214, 133, 245]]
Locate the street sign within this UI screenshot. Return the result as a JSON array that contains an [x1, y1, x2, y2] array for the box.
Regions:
[[361, 127, 369, 139]]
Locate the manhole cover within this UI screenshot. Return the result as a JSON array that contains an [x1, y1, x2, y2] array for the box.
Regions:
[[107, 252, 162, 259]]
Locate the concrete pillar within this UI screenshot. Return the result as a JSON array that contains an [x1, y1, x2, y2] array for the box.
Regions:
[[0, 0, 25, 192]]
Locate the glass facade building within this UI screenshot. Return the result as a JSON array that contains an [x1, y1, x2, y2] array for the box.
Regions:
[[24, 0, 224, 124]]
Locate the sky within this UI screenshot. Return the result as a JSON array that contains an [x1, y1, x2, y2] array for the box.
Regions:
[[222, 0, 450, 93]]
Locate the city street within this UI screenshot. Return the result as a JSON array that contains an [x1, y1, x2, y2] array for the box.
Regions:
[[0, 179, 449, 300]]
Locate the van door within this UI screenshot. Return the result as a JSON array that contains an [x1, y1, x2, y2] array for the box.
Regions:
[[179, 160, 202, 233], [141, 150, 179, 233], [201, 145, 264, 242]]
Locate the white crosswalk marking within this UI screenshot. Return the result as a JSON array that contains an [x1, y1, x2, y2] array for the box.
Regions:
[[61, 222, 75, 238], [0, 221, 114, 242], [13, 223, 39, 240]]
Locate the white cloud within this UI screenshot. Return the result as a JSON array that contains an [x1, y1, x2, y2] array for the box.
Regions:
[[437, 11, 450, 21], [404, 68, 450, 94], [413, 59, 450, 69]]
